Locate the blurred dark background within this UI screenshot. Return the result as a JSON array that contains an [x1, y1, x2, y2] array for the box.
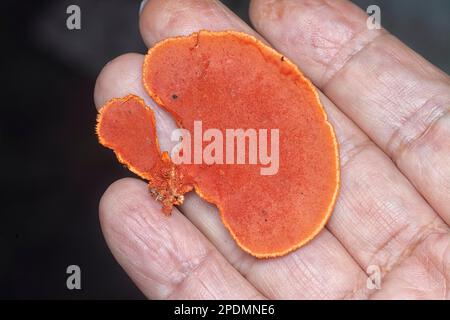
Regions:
[[1, 0, 449, 299]]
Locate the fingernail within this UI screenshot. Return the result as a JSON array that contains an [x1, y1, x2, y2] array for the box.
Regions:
[[139, 0, 148, 15]]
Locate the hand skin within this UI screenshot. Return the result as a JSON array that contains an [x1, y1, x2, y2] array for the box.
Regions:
[[94, 0, 450, 299]]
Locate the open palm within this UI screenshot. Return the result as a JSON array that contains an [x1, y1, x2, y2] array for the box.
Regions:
[[94, 0, 450, 299]]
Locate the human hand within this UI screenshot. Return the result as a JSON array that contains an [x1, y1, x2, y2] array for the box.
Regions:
[[94, 0, 450, 299]]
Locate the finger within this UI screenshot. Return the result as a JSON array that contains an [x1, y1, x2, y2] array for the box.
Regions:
[[250, 0, 450, 224], [100, 178, 264, 299], [94, 53, 178, 152], [139, 0, 369, 299], [139, 0, 259, 47]]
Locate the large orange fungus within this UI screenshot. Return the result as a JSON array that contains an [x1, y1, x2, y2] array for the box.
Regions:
[[97, 30, 340, 258]]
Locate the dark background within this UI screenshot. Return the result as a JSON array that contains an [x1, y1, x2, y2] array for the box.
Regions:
[[1, 0, 449, 299]]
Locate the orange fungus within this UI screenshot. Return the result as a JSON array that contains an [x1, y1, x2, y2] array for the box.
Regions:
[[96, 31, 340, 258]]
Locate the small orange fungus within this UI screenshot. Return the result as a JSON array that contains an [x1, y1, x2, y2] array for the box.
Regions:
[[97, 31, 340, 258]]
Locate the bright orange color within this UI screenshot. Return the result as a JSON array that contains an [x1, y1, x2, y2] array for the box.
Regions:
[[97, 30, 340, 258], [96, 95, 193, 214]]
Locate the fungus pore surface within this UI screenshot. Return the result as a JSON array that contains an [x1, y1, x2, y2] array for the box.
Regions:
[[96, 30, 340, 258]]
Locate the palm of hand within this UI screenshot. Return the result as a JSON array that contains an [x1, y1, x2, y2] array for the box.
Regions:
[[94, 0, 450, 299]]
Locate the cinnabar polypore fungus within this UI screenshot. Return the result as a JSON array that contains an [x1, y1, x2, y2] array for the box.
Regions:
[[96, 30, 340, 258]]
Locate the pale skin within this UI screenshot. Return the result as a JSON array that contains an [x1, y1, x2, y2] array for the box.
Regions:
[[94, 0, 450, 299]]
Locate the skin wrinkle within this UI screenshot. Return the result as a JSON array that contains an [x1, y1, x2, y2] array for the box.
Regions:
[[369, 217, 444, 275], [421, 235, 449, 299], [272, 258, 323, 299], [113, 193, 215, 296], [324, 235, 370, 299], [308, 1, 390, 86], [185, 272, 225, 300], [327, 49, 431, 138], [290, 254, 326, 298], [319, 30, 387, 87], [369, 232, 450, 299], [432, 150, 450, 199], [285, 5, 344, 75], [387, 95, 450, 164], [163, 250, 266, 300], [159, 212, 262, 298], [107, 217, 161, 284], [102, 195, 179, 296], [337, 136, 374, 170], [251, 0, 385, 86], [366, 223, 404, 272], [443, 240, 450, 299], [227, 248, 258, 279], [341, 278, 370, 299], [251, 1, 331, 73], [160, 226, 266, 299], [310, 237, 368, 299], [333, 180, 403, 261], [413, 230, 450, 296], [349, 48, 450, 145], [431, 235, 449, 299], [268, 233, 368, 299], [163, 247, 215, 299]]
